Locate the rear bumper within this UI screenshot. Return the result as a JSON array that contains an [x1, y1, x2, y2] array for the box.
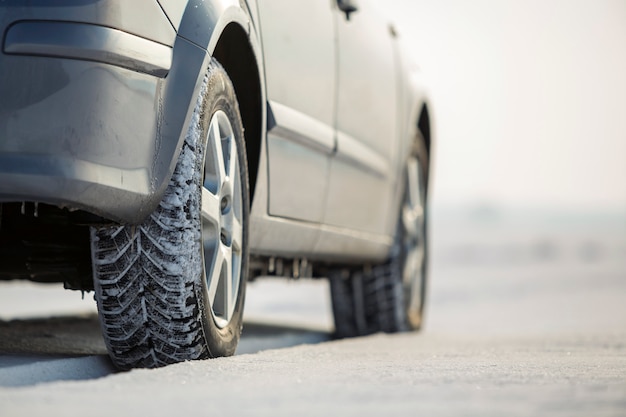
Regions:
[[0, 153, 154, 223], [0, 52, 162, 223], [0, 11, 175, 223]]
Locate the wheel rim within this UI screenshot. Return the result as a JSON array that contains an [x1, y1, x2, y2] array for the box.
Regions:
[[401, 155, 426, 326], [200, 110, 243, 329]]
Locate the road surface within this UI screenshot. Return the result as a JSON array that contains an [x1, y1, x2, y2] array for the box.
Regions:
[[0, 213, 625, 416]]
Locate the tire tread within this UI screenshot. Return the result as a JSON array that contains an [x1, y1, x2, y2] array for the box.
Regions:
[[91, 134, 207, 369]]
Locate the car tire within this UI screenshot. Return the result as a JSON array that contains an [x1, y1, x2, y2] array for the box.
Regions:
[[330, 132, 428, 338], [90, 59, 249, 369]]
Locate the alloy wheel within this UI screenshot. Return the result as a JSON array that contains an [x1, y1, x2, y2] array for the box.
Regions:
[[201, 110, 244, 329]]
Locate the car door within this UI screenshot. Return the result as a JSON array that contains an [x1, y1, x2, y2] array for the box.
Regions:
[[322, 0, 400, 236], [256, 0, 336, 223]]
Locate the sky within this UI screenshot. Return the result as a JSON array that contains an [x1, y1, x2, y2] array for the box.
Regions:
[[380, 0, 626, 212]]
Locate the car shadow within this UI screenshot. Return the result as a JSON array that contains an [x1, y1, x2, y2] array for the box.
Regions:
[[0, 313, 332, 387], [238, 320, 332, 355]]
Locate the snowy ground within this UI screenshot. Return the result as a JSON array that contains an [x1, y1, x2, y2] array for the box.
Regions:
[[0, 210, 625, 416]]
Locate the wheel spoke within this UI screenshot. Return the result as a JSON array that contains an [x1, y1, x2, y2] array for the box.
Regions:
[[201, 187, 220, 224], [223, 245, 234, 319], [407, 158, 420, 209], [206, 239, 235, 323], [206, 246, 224, 305], [403, 205, 422, 240], [207, 115, 227, 190], [402, 156, 425, 240], [227, 135, 238, 183], [216, 124, 229, 184], [403, 247, 419, 285], [231, 216, 243, 253], [408, 252, 424, 312]]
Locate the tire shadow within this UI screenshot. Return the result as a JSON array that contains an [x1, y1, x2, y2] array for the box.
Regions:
[[238, 320, 332, 355], [0, 314, 114, 387], [0, 314, 332, 387]]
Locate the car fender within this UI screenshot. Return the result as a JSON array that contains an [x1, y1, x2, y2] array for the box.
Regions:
[[150, 0, 267, 221], [383, 35, 434, 242]]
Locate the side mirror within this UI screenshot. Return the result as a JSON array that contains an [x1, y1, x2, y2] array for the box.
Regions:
[[337, 0, 358, 20]]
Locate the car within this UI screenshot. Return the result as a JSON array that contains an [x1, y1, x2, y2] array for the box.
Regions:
[[0, 0, 432, 369]]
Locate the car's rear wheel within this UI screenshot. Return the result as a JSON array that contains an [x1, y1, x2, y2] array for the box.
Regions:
[[90, 59, 249, 369], [330, 132, 428, 337]]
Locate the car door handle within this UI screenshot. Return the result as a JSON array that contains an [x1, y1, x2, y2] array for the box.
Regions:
[[337, 0, 358, 20]]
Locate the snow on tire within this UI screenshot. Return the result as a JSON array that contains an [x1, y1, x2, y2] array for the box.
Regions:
[[90, 59, 249, 369]]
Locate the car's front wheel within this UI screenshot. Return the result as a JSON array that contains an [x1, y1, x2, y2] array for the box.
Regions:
[[90, 59, 249, 369]]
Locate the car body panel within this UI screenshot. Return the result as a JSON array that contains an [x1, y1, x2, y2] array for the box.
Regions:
[[0, 0, 256, 224], [322, 0, 400, 238], [0, 0, 430, 265], [4, 21, 173, 77], [0, 0, 176, 47], [256, 0, 335, 224], [157, 0, 187, 30], [0, 35, 208, 223]]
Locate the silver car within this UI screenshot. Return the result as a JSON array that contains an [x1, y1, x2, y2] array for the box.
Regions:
[[0, 0, 432, 369]]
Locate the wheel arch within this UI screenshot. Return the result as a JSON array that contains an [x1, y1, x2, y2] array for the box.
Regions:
[[417, 103, 432, 160], [176, 0, 265, 203], [405, 65, 434, 160], [152, 0, 265, 220], [212, 22, 263, 202], [416, 101, 433, 193]]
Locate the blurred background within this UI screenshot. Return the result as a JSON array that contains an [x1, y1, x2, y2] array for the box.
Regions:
[[1, 0, 624, 338], [379, 0, 626, 334], [385, 0, 626, 213]]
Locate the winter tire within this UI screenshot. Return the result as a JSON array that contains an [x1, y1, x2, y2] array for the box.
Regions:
[[90, 59, 249, 369], [330, 132, 428, 338]]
